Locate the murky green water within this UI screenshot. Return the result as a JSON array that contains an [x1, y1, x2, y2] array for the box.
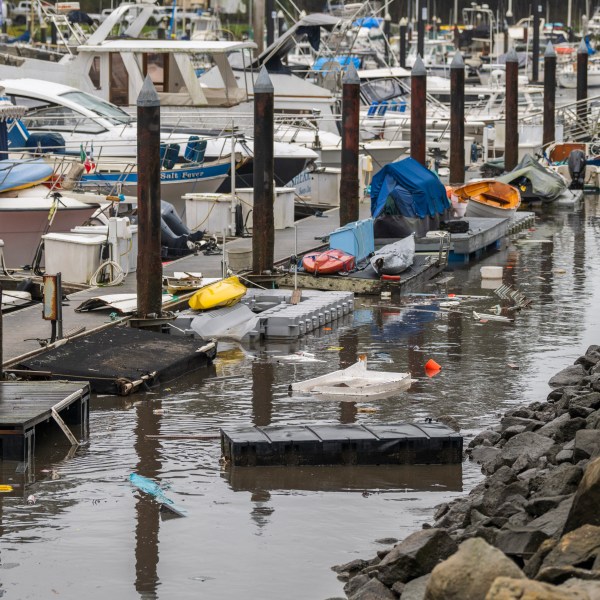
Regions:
[[1, 198, 599, 599]]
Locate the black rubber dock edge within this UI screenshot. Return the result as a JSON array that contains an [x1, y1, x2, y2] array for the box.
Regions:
[[221, 423, 463, 467], [15, 327, 217, 395]]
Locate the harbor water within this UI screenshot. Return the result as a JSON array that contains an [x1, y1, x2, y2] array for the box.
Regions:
[[1, 198, 600, 599]]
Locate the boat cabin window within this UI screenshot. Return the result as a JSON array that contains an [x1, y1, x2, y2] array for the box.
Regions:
[[142, 53, 168, 93], [361, 78, 407, 104], [22, 105, 106, 134], [89, 56, 101, 90], [109, 53, 129, 106], [60, 91, 133, 125]]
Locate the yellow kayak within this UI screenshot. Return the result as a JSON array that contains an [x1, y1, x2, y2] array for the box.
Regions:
[[188, 276, 247, 310]]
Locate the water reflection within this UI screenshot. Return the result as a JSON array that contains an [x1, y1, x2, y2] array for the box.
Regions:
[[133, 402, 162, 599], [225, 465, 463, 493], [251, 361, 274, 426], [250, 489, 274, 533]]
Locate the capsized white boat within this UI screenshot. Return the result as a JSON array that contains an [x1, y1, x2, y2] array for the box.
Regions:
[[370, 234, 415, 275], [291, 357, 412, 398]]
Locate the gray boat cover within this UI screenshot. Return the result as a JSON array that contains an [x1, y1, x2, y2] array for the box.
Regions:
[[369, 234, 415, 275], [498, 154, 566, 202]]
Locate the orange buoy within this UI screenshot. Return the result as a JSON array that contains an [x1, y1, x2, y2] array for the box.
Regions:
[[425, 358, 441, 372]]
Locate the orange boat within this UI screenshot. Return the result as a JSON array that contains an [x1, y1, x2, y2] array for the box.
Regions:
[[302, 249, 355, 274], [454, 180, 521, 219]]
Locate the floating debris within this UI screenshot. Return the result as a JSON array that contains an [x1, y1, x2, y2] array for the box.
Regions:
[[493, 284, 533, 309], [129, 474, 187, 517], [473, 311, 514, 322]]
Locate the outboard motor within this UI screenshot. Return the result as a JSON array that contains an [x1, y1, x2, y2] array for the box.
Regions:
[[160, 200, 205, 257], [568, 149, 587, 190]]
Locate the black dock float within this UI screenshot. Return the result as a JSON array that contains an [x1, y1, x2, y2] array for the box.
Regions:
[[220, 423, 463, 467], [13, 327, 217, 395], [0, 381, 89, 462]]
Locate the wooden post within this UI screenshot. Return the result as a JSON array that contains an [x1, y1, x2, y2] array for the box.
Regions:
[[51, 22, 57, 45], [532, 3, 542, 82], [40, 22, 47, 44], [252, 67, 275, 273], [253, 0, 265, 54], [399, 17, 408, 68], [0, 283, 3, 381], [410, 55, 427, 166], [417, 0, 426, 59], [450, 51, 465, 185], [136, 76, 163, 318], [453, 25, 460, 50], [543, 41, 556, 147], [266, 0, 275, 47], [505, 48, 519, 172], [339, 62, 360, 227], [577, 39, 588, 125], [384, 12, 391, 65]]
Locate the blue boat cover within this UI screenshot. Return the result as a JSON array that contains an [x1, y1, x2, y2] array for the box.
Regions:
[[370, 157, 450, 219], [353, 17, 382, 28], [0, 158, 53, 192]]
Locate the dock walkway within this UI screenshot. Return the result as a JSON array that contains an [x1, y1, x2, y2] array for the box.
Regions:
[[2, 206, 352, 365]]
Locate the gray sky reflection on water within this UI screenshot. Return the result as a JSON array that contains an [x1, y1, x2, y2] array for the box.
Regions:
[[1, 199, 600, 599]]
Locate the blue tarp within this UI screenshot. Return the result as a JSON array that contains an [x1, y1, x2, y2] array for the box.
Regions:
[[370, 157, 450, 219], [353, 17, 382, 28]]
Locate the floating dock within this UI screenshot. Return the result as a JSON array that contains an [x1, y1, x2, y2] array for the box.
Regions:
[[0, 381, 89, 462], [221, 422, 463, 467], [12, 327, 217, 395], [277, 254, 447, 295], [413, 212, 535, 263]]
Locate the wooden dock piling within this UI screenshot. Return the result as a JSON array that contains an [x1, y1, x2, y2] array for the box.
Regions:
[[532, 3, 542, 82], [450, 51, 465, 185], [543, 42, 557, 147], [411, 55, 427, 166], [577, 39, 588, 125], [384, 13, 391, 65], [0, 284, 3, 380], [253, 67, 275, 273], [505, 48, 519, 172], [417, 0, 425, 58], [136, 76, 163, 319], [399, 18, 408, 68], [339, 62, 360, 227], [266, 0, 275, 47]]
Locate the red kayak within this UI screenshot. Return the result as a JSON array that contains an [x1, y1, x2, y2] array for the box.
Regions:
[[302, 249, 355, 274]]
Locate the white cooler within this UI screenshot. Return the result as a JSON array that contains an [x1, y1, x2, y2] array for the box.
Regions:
[[71, 219, 138, 274], [184, 193, 237, 236], [236, 187, 295, 230], [43, 233, 106, 284]]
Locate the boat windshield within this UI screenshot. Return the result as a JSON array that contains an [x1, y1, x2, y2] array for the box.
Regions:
[[60, 91, 134, 125]]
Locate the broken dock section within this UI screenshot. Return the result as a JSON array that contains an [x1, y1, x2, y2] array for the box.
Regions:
[[0, 381, 89, 462], [221, 422, 463, 467]]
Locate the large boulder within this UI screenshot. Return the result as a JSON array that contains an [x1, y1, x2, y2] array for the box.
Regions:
[[375, 528, 457, 587], [539, 525, 600, 576], [401, 574, 431, 600], [527, 496, 574, 538], [564, 458, 600, 533], [532, 463, 583, 497], [499, 432, 555, 472], [424, 538, 524, 600], [573, 431, 600, 463], [549, 365, 588, 388], [348, 577, 395, 600], [484, 576, 589, 599], [570, 392, 600, 411], [536, 414, 587, 444]]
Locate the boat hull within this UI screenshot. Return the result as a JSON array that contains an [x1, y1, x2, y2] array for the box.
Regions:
[[465, 199, 518, 219], [0, 203, 98, 267]]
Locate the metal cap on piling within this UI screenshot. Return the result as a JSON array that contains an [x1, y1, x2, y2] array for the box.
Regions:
[[343, 61, 360, 85], [255, 66, 274, 93], [545, 40, 556, 58], [505, 47, 519, 63], [137, 74, 160, 107], [400, 16, 408, 26], [450, 50, 464, 69], [578, 38, 588, 54], [411, 54, 426, 76]]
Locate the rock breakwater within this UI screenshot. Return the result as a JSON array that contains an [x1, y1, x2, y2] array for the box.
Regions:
[[333, 345, 600, 599]]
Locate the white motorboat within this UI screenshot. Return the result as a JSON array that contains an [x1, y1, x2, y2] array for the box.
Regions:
[[291, 357, 412, 399]]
